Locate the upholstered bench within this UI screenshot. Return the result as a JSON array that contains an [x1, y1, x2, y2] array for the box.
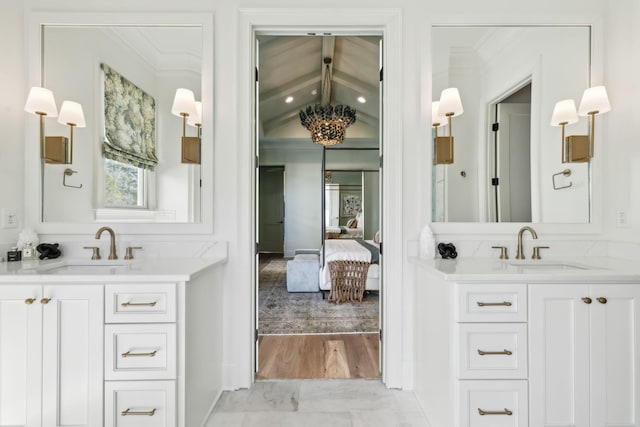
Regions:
[[286, 250, 320, 292]]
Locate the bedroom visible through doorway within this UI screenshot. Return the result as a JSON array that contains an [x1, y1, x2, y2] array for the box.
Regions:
[[255, 33, 383, 379]]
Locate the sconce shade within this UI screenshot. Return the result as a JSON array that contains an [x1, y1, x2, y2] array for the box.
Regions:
[[187, 101, 202, 127], [431, 101, 448, 128], [550, 99, 579, 126], [438, 88, 464, 117], [171, 88, 197, 117], [24, 87, 58, 117], [57, 101, 86, 127], [578, 86, 611, 116]]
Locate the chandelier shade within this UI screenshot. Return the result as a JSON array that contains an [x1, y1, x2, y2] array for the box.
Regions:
[[299, 56, 356, 146], [299, 103, 356, 146]]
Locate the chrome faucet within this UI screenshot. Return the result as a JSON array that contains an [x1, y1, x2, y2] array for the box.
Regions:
[[516, 226, 538, 260], [95, 226, 118, 260]]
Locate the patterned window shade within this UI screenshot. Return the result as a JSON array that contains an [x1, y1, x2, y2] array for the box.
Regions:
[[101, 63, 158, 170]]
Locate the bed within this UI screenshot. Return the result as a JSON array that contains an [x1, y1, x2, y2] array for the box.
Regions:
[[319, 239, 380, 298], [324, 225, 364, 239]]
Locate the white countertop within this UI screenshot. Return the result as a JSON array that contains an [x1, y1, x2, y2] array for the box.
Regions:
[[412, 256, 640, 283], [0, 255, 226, 283]]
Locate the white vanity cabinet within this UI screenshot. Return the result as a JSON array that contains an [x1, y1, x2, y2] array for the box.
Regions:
[[104, 283, 179, 426], [414, 270, 529, 427], [0, 257, 224, 427], [529, 284, 640, 427], [0, 284, 103, 427]]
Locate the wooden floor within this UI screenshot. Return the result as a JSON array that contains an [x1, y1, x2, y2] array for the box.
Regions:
[[256, 333, 380, 380]]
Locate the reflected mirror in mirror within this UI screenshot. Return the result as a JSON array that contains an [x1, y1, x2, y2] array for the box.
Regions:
[[432, 26, 591, 223], [42, 25, 203, 223], [325, 170, 379, 241], [324, 148, 380, 241]]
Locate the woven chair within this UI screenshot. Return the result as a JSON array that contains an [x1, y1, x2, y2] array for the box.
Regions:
[[327, 260, 369, 303]]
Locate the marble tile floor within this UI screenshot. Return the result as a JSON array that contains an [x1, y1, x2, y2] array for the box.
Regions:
[[205, 379, 431, 427]]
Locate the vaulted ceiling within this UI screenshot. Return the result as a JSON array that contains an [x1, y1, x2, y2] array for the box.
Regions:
[[257, 35, 381, 148]]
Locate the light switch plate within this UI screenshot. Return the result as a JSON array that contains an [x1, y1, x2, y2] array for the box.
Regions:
[[1, 208, 17, 229]]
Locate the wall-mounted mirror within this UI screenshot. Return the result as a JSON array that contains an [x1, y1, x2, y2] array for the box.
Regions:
[[324, 170, 379, 240], [432, 26, 592, 223], [323, 148, 380, 241], [39, 23, 203, 224]]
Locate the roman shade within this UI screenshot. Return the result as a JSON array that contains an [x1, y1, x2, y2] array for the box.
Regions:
[[101, 63, 158, 170]]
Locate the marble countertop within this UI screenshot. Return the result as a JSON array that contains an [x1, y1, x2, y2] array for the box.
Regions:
[[412, 256, 640, 283], [0, 255, 226, 283]]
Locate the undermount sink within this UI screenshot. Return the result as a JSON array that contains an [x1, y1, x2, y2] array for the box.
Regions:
[[506, 260, 590, 271], [37, 261, 126, 274]]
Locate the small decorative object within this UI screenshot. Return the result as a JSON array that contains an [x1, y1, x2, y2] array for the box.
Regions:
[[7, 248, 22, 262], [36, 243, 62, 260], [22, 244, 35, 260], [17, 228, 40, 260], [438, 242, 458, 259]]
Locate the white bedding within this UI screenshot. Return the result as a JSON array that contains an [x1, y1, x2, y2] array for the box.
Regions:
[[325, 226, 363, 239], [319, 239, 380, 291]]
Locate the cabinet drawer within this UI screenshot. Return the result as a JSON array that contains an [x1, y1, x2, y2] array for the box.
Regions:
[[105, 284, 176, 323], [105, 324, 176, 380], [105, 380, 176, 427], [458, 380, 528, 427], [458, 323, 527, 379], [457, 284, 526, 322]]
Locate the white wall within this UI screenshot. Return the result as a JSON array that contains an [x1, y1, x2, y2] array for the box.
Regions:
[[1, 0, 619, 394], [0, 1, 25, 253], [603, 0, 640, 244]]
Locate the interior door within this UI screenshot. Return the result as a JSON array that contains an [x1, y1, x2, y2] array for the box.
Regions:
[[258, 166, 285, 253], [493, 102, 531, 222]]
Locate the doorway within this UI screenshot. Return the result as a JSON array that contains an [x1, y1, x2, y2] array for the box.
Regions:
[[255, 34, 383, 380], [488, 82, 532, 223]]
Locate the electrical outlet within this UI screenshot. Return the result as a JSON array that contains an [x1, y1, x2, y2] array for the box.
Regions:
[[1, 208, 17, 229], [616, 209, 630, 228]]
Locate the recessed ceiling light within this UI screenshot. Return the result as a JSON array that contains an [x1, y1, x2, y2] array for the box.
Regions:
[[311, 89, 318, 96], [285, 96, 294, 103], [357, 96, 366, 103]]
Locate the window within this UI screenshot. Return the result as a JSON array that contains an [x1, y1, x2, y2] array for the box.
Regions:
[[104, 159, 146, 208]]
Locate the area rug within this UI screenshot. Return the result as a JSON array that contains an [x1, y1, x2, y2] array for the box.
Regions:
[[258, 257, 379, 335]]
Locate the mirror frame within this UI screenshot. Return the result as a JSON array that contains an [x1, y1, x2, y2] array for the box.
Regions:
[[427, 14, 605, 237], [25, 12, 214, 235]]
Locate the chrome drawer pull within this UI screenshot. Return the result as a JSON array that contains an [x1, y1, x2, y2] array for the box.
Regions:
[[121, 301, 157, 307], [122, 350, 157, 358], [477, 301, 512, 307], [477, 349, 513, 356], [478, 408, 513, 416], [121, 408, 156, 416]]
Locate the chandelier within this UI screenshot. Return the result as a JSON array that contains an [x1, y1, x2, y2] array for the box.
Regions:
[[299, 57, 356, 146]]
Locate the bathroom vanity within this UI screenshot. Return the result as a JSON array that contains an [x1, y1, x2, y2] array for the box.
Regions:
[[413, 257, 640, 427], [0, 256, 225, 427]]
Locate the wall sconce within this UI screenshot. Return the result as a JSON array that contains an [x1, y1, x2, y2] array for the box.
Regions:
[[551, 86, 611, 163], [57, 101, 86, 164], [431, 100, 449, 165], [24, 87, 85, 164], [171, 88, 200, 164], [434, 88, 464, 165]]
